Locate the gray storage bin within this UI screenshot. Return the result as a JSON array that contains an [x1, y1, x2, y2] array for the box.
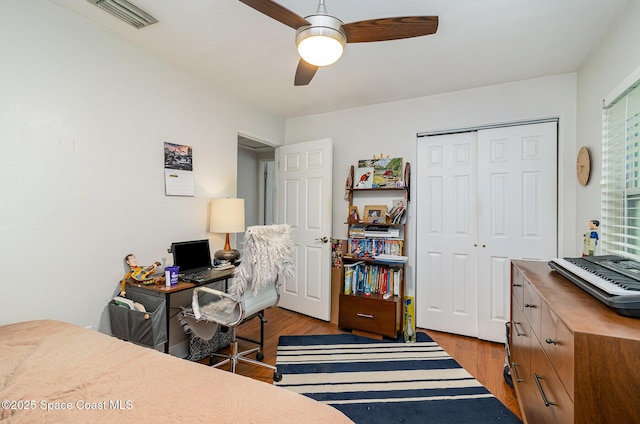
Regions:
[[109, 290, 167, 347]]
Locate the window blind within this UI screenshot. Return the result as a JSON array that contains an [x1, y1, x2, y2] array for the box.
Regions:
[[602, 81, 640, 258]]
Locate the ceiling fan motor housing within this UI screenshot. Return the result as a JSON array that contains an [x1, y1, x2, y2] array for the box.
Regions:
[[296, 14, 346, 66]]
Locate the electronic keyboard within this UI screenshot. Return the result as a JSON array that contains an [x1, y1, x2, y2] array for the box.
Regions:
[[548, 255, 640, 318]]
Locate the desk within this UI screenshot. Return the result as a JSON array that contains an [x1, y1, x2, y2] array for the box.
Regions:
[[126, 267, 235, 353]]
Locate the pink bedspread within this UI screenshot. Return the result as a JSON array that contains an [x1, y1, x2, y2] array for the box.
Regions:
[[0, 320, 353, 423]]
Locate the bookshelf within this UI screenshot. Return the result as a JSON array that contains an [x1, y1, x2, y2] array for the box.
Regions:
[[338, 163, 409, 338]]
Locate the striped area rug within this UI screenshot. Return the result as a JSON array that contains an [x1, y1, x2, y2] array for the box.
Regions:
[[275, 332, 521, 424]]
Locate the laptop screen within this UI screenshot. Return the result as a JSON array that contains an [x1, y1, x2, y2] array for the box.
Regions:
[[171, 239, 212, 273]]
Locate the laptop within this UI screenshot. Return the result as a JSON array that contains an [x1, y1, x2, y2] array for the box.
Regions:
[[171, 239, 225, 283]]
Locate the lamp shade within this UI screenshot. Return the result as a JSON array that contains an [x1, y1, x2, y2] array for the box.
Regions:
[[210, 198, 245, 234]]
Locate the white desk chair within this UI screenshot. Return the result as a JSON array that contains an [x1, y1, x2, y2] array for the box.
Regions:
[[182, 224, 294, 381]]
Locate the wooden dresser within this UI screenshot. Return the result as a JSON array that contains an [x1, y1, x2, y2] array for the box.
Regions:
[[510, 260, 640, 424]]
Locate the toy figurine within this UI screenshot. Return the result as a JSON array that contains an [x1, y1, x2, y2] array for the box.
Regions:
[[583, 219, 600, 256], [120, 254, 164, 296]]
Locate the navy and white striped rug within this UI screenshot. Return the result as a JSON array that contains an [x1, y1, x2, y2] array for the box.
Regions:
[[275, 332, 521, 424]]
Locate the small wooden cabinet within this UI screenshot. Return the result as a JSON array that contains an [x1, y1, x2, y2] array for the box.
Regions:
[[338, 163, 409, 338], [510, 260, 640, 423]]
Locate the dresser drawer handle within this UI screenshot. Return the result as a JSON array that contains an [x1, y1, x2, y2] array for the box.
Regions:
[[534, 373, 556, 407], [356, 313, 374, 319], [545, 338, 557, 345], [511, 362, 524, 383], [524, 303, 537, 308], [512, 321, 523, 337], [513, 283, 522, 287]]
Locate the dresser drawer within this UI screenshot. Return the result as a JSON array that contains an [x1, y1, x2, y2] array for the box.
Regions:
[[531, 346, 574, 424], [524, 280, 542, 337], [541, 303, 575, 400], [511, 268, 525, 308], [339, 294, 397, 338]]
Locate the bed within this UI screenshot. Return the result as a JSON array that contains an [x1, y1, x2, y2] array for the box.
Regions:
[[0, 320, 353, 423]]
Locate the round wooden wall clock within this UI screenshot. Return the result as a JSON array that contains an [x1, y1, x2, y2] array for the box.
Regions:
[[576, 146, 591, 186]]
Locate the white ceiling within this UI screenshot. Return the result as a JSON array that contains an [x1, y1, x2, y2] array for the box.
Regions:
[[50, 0, 628, 118]]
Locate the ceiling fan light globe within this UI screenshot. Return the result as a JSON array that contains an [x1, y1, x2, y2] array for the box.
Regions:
[[295, 14, 346, 67], [297, 34, 344, 66]]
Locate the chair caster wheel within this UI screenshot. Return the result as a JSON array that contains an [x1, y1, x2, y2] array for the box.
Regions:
[[256, 351, 264, 361], [273, 371, 282, 382]]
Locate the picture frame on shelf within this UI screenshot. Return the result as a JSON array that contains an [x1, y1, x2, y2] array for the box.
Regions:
[[353, 167, 374, 189], [357, 157, 403, 188], [348, 205, 361, 223], [364, 205, 387, 223]]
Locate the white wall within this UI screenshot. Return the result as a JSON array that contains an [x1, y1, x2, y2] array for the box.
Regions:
[[0, 0, 285, 332], [285, 74, 577, 296], [576, 0, 640, 250], [238, 147, 261, 229]]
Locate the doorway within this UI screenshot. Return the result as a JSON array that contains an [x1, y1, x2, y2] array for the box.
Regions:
[[237, 134, 276, 247]]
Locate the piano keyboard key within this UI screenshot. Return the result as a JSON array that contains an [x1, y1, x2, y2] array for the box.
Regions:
[[550, 258, 637, 296]]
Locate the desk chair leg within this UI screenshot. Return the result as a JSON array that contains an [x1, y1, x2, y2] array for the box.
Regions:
[[236, 310, 267, 360], [209, 327, 281, 381]]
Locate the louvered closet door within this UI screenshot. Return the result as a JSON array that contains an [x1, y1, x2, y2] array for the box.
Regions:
[[416, 122, 557, 342]]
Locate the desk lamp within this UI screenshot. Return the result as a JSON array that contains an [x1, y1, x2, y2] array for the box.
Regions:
[[210, 198, 245, 263]]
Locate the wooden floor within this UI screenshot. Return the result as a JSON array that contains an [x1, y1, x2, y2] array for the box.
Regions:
[[200, 306, 522, 421]]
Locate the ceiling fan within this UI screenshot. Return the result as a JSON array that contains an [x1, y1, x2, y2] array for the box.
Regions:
[[239, 0, 438, 86]]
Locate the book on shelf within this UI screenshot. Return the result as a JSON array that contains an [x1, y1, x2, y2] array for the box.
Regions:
[[373, 254, 408, 263], [343, 261, 363, 295], [347, 238, 404, 257], [349, 224, 401, 238], [343, 262, 402, 297], [364, 225, 400, 238], [386, 199, 406, 224]]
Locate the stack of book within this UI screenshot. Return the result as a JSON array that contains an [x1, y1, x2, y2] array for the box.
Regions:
[[349, 224, 401, 239], [364, 225, 400, 238], [386, 201, 406, 224], [347, 238, 404, 257], [344, 262, 402, 296]]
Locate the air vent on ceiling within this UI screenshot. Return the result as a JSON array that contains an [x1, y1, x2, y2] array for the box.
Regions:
[[87, 0, 158, 29]]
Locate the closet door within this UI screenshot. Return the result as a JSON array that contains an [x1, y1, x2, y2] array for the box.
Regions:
[[416, 121, 557, 342], [476, 122, 557, 341], [416, 132, 479, 337]]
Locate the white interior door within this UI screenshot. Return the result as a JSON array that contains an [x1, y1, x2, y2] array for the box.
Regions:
[[416, 121, 557, 342], [276, 139, 333, 321], [476, 122, 557, 341], [416, 132, 479, 337]]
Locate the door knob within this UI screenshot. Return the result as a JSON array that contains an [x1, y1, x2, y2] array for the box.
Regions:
[[315, 236, 329, 243]]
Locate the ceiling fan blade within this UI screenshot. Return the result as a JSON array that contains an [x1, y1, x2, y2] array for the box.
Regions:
[[238, 0, 309, 29], [294, 60, 319, 86], [343, 16, 438, 43]]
